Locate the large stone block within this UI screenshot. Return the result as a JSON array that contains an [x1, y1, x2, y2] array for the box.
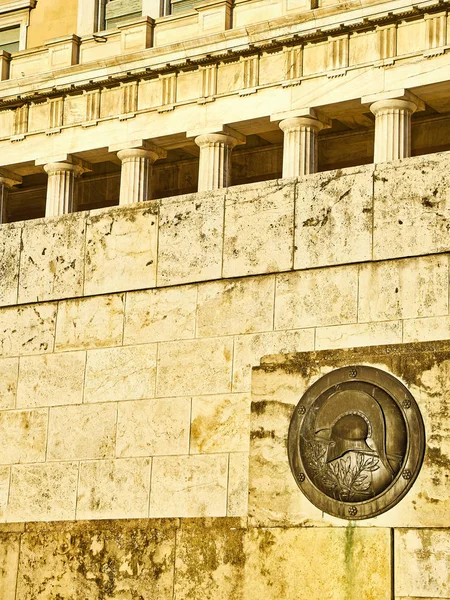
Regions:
[[124, 284, 197, 345], [0, 357, 18, 409], [374, 153, 450, 260], [0, 303, 56, 357], [0, 533, 20, 600], [55, 294, 125, 351], [77, 458, 151, 520], [0, 468, 10, 522], [395, 529, 450, 598], [0, 223, 21, 307], [8, 462, 78, 522], [275, 265, 358, 330], [0, 408, 47, 465], [403, 315, 450, 343], [196, 276, 275, 337], [358, 255, 448, 322], [18, 213, 86, 304], [47, 403, 117, 461], [157, 337, 233, 397], [295, 166, 373, 269], [84, 344, 157, 403], [316, 320, 402, 350], [228, 452, 250, 516], [17, 351, 86, 408], [85, 203, 158, 296], [15, 520, 176, 600], [190, 393, 250, 454], [150, 454, 228, 517], [158, 192, 224, 286], [117, 397, 191, 457], [223, 180, 294, 277]]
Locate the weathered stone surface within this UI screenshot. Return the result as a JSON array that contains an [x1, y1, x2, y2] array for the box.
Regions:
[[295, 166, 373, 269], [55, 294, 125, 351], [17, 351, 86, 408], [403, 315, 450, 343], [84, 344, 157, 403], [150, 454, 228, 517], [228, 452, 250, 516], [197, 276, 275, 337], [0, 468, 10, 522], [77, 458, 151, 520], [158, 192, 224, 286], [275, 265, 358, 330], [223, 180, 294, 277], [157, 337, 233, 397], [117, 397, 190, 457], [85, 204, 158, 295], [0, 533, 20, 600], [190, 393, 250, 453], [8, 462, 78, 522], [0, 409, 47, 465], [124, 284, 197, 345], [0, 223, 21, 307], [358, 255, 448, 322], [316, 320, 402, 350], [18, 213, 85, 303], [0, 357, 18, 409], [0, 303, 56, 357], [395, 529, 450, 598], [15, 520, 176, 600], [232, 329, 315, 392], [374, 153, 450, 260], [47, 403, 117, 461]]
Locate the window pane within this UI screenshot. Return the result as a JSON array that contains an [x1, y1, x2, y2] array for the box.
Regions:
[[0, 26, 19, 53]]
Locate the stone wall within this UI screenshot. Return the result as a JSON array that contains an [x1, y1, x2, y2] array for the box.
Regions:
[[0, 151, 450, 597]]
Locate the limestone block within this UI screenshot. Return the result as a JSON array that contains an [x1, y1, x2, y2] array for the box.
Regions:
[[55, 294, 125, 351], [374, 154, 450, 260], [190, 393, 250, 453], [8, 462, 78, 522], [0, 468, 10, 522], [223, 180, 294, 277], [295, 166, 373, 269], [157, 192, 224, 286], [47, 403, 117, 461], [0, 357, 18, 409], [404, 315, 450, 343], [17, 351, 86, 408], [150, 454, 228, 517], [77, 458, 151, 520], [157, 337, 233, 397], [0, 303, 56, 357], [15, 520, 176, 600], [0, 223, 21, 307], [228, 452, 249, 516], [196, 276, 275, 337], [117, 397, 190, 457], [84, 344, 157, 403], [358, 256, 448, 322], [0, 533, 20, 600], [0, 409, 47, 465], [124, 284, 197, 345], [275, 265, 358, 330], [316, 320, 402, 350], [85, 204, 158, 296], [232, 329, 315, 393], [18, 213, 86, 304], [395, 529, 450, 598]]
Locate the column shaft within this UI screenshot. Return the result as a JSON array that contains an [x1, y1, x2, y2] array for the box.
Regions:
[[0, 184, 9, 224], [44, 163, 81, 217], [195, 134, 239, 191], [279, 117, 323, 178], [117, 148, 159, 205], [370, 99, 417, 163]]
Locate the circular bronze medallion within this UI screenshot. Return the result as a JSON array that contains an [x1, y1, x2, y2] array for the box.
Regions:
[[288, 366, 425, 520]]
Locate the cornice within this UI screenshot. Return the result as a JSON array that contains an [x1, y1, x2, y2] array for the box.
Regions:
[[0, 0, 37, 13]]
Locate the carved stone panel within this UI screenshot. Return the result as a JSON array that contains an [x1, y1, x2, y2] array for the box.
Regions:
[[288, 365, 425, 520]]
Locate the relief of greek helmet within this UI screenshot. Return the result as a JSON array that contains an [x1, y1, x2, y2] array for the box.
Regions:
[[314, 389, 394, 475]]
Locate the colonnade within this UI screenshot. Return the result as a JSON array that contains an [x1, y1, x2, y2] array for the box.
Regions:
[[2, 93, 423, 219]]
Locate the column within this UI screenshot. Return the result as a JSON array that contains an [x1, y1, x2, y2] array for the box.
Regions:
[[195, 133, 240, 191], [370, 99, 417, 163], [0, 168, 22, 224], [43, 161, 87, 218], [279, 116, 324, 178], [116, 148, 161, 205]]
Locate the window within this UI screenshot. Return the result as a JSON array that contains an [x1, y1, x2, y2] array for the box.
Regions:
[[0, 26, 20, 53], [104, 0, 142, 29]]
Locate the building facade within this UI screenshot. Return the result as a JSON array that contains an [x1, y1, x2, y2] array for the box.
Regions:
[[0, 0, 448, 597]]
